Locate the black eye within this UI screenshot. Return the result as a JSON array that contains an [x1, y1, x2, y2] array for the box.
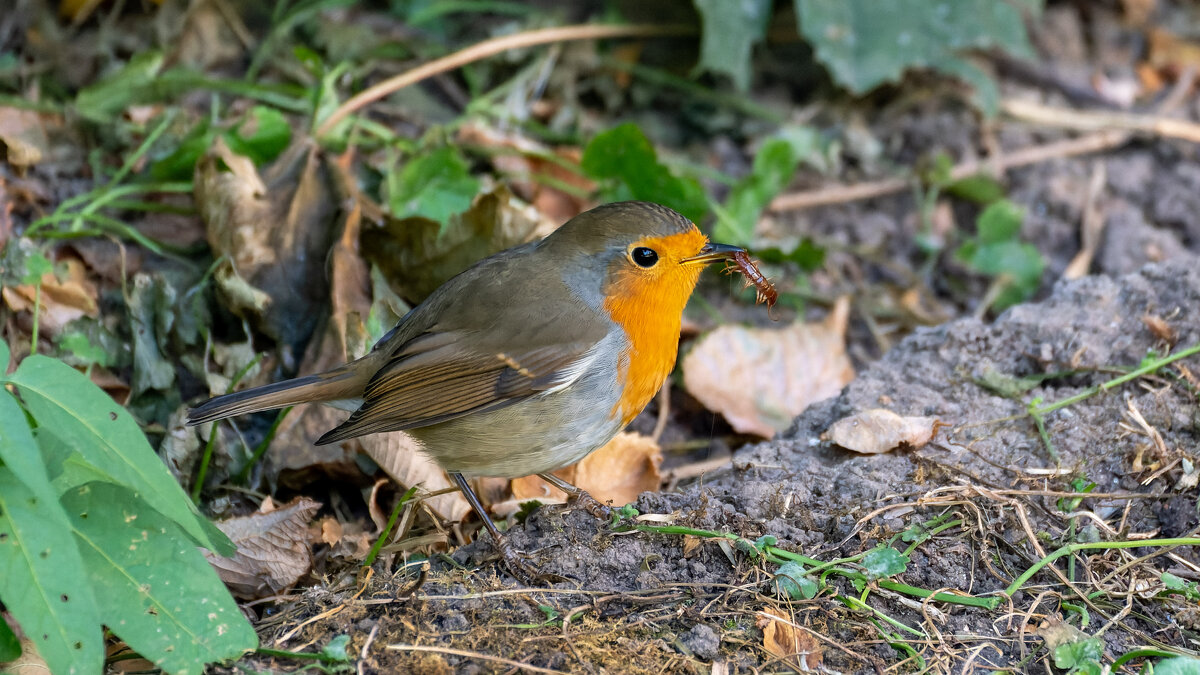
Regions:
[[631, 247, 659, 268]]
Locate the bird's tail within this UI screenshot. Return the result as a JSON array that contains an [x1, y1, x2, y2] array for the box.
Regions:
[[186, 364, 369, 426]]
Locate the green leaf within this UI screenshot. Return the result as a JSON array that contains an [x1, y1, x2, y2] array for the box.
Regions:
[[945, 173, 1006, 204], [20, 251, 53, 286], [1156, 657, 1200, 675], [57, 332, 110, 369], [793, 0, 1034, 115], [0, 385, 60, 511], [75, 51, 166, 123], [128, 274, 177, 396], [715, 137, 805, 246], [224, 105, 292, 166], [61, 482, 257, 672], [693, 0, 772, 90], [976, 200, 1024, 243], [6, 355, 233, 555], [0, 468, 103, 675], [1052, 636, 1103, 670], [862, 546, 909, 579], [320, 635, 352, 662], [581, 123, 708, 223], [0, 618, 19, 662], [386, 146, 480, 224], [773, 561, 818, 599], [1162, 572, 1200, 602], [150, 119, 216, 181]]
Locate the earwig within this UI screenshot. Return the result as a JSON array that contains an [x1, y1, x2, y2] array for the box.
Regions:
[[724, 250, 779, 319]]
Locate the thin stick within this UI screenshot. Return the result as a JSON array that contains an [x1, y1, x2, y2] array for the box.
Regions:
[[769, 130, 1130, 212], [316, 23, 692, 137], [1003, 98, 1200, 143], [386, 644, 568, 674]]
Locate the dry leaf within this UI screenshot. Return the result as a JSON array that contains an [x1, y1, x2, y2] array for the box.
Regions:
[[822, 409, 939, 454], [1142, 314, 1177, 343], [509, 432, 662, 508], [1, 255, 99, 336], [757, 608, 822, 670], [682, 297, 854, 437], [457, 124, 593, 224], [359, 432, 471, 523], [315, 515, 373, 561], [362, 185, 556, 304], [0, 106, 51, 167], [194, 137, 336, 350], [205, 497, 321, 599]]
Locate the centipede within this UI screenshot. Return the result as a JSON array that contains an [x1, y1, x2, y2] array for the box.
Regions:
[[724, 250, 778, 318]]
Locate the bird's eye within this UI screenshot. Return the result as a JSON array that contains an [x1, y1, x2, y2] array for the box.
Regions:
[[631, 247, 659, 268]]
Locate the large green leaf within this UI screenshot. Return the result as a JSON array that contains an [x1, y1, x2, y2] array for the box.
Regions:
[[0, 468, 102, 675], [794, 0, 1033, 113], [5, 355, 233, 555], [386, 146, 481, 224], [693, 0, 772, 90], [581, 123, 707, 224], [62, 482, 257, 673], [0, 343, 58, 509]]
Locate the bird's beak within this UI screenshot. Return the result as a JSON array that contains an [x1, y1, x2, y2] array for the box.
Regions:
[[683, 242, 744, 265]]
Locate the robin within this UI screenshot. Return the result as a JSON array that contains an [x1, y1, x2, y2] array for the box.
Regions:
[[188, 201, 744, 579]]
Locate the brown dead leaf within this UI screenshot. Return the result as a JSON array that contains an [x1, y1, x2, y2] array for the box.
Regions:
[[509, 432, 662, 508], [822, 409, 939, 454], [457, 124, 593, 224], [359, 432, 471, 523], [0, 106, 51, 168], [682, 297, 854, 438], [758, 608, 822, 670], [1147, 27, 1200, 79], [315, 515, 373, 561], [194, 136, 336, 352], [682, 535, 703, 558], [1142, 314, 1177, 344], [362, 185, 556, 304], [1, 254, 99, 336], [204, 497, 321, 599]]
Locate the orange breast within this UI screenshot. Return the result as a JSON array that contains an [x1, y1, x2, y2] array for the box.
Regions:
[[602, 231, 706, 425]]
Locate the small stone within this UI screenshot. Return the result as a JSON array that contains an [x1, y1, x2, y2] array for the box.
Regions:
[[680, 624, 720, 661]]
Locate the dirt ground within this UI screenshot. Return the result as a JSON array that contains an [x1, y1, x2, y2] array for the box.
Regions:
[[240, 128, 1200, 672], [4, 1, 1200, 673]]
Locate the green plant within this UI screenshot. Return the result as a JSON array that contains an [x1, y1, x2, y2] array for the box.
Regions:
[[0, 339, 256, 674], [954, 199, 1045, 312], [581, 123, 707, 223], [692, 0, 1035, 114]]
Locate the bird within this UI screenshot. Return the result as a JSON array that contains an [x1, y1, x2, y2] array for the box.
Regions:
[[188, 201, 744, 580]]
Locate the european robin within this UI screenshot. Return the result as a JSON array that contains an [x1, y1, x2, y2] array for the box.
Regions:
[[188, 201, 744, 579]]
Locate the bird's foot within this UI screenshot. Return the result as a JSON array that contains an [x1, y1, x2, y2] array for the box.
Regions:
[[569, 491, 613, 521], [492, 536, 568, 585]]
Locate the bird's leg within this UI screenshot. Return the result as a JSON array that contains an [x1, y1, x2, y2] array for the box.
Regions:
[[536, 472, 613, 520], [449, 472, 541, 583]]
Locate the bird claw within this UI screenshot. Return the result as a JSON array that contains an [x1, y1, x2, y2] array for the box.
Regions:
[[569, 492, 613, 521], [493, 536, 569, 585]]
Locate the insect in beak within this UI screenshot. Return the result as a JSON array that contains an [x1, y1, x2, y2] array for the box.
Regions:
[[682, 242, 744, 265]]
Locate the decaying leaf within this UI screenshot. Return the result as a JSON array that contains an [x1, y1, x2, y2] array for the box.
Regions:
[[457, 124, 593, 224], [205, 497, 321, 599], [822, 409, 940, 454], [316, 514, 373, 561], [194, 136, 336, 353], [1, 255, 99, 336], [358, 432, 471, 523], [0, 106, 52, 167], [757, 608, 822, 670], [509, 432, 662, 509], [682, 297, 854, 438], [362, 185, 555, 304]]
